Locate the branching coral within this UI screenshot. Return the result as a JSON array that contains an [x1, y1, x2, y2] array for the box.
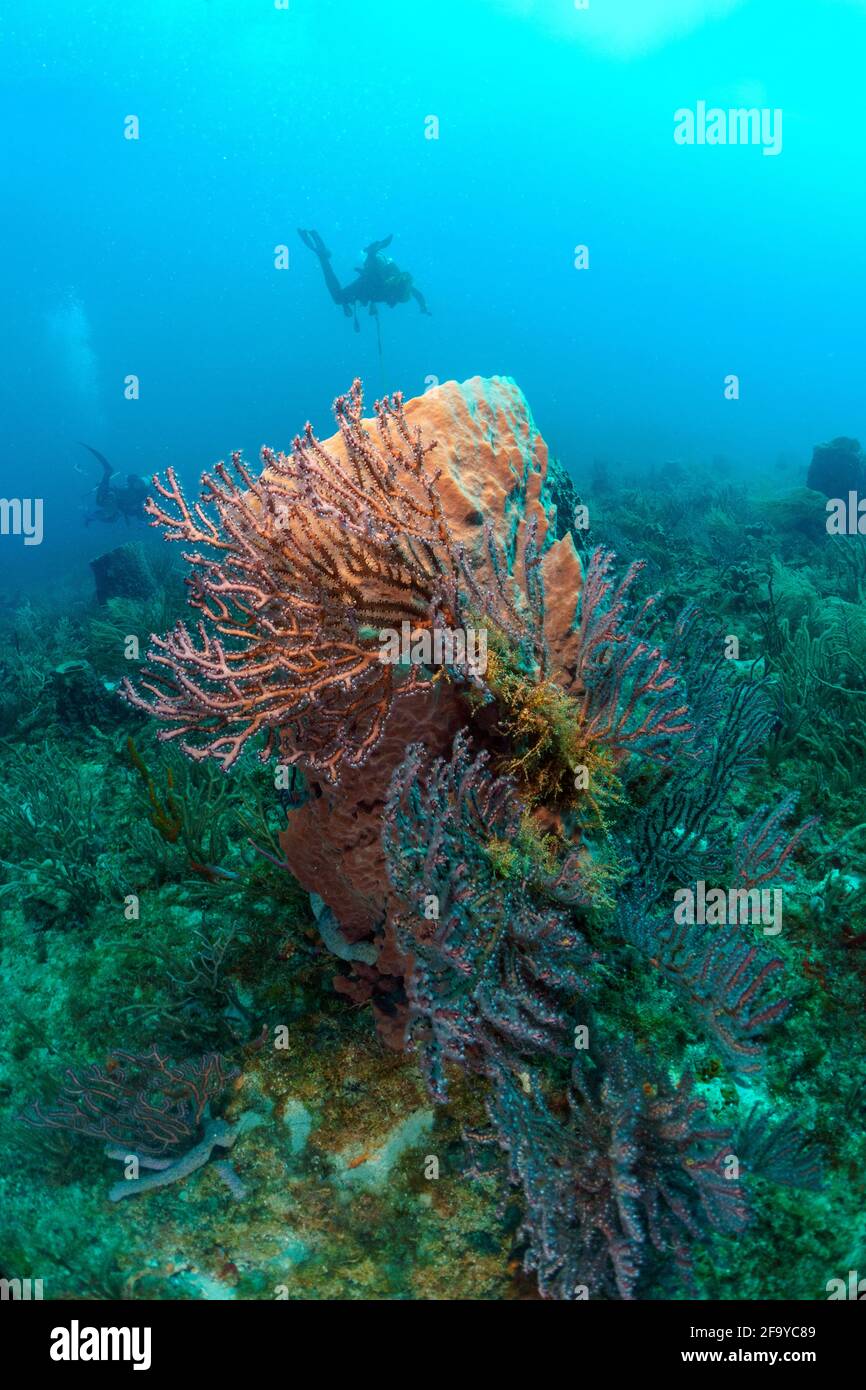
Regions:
[[383, 731, 598, 1099], [22, 1048, 253, 1201], [122, 381, 541, 783], [734, 793, 817, 890], [761, 596, 866, 794], [566, 548, 693, 763], [618, 900, 790, 1078], [736, 1104, 824, 1191], [625, 617, 779, 899], [462, 545, 693, 820], [125, 736, 240, 879], [0, 743, 109, 927], [484, 1049, 747, 1300], [24, 1047, 236, 1157]]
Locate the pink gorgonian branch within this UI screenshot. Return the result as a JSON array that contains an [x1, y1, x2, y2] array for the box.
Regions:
[[23, 1048, 237, 1158], [734, 793, 817, 890], [122, 381, 544, 782], [568, 547, 693, 762]]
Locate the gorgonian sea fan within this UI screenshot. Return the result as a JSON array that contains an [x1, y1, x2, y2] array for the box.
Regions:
[[617, 894, 790, 1078], [566, 548, 693, 764], [486, 1049, 748, 1300], [121, 382, 539, 784], [383, 731, 597, 1099], [734, 792, 818, 890], [736, 1104, 824, 1191], [23, 1048, 236, 1159], [624, 616, 778, 899]]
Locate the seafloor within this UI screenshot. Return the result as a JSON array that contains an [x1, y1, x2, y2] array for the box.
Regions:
[[1, 385, 864, 1301]]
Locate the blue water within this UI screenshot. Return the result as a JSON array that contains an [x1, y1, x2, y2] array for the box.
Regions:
[[2, 0, 864, 579]]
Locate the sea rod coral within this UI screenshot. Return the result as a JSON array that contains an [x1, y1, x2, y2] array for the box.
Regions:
[[124, 376, 818, 1298], [23, 1048, 257, 1202]]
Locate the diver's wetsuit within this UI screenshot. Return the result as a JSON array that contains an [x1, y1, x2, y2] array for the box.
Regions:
[[298, 229, 431, 330]]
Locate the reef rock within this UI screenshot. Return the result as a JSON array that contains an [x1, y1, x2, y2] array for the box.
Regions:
[[806, 436, 865, 499], [90, 542, 155, 605]]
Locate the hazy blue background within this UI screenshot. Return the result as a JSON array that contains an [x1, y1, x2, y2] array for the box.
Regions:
[[2, 0, 864, 581]]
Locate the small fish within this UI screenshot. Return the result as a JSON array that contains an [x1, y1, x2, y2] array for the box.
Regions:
[[189, 861, 240, 883], [347, 1150, 377, 1170]]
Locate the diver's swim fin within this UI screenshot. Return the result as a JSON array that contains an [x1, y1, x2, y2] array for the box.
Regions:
[[78, 442, 113, 479], [363, 234, 393, 255], [297, 228, 331, 258]]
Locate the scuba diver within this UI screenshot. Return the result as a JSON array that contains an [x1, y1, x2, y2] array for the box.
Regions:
[[79, 443, 149, 524], [297, 230, 432, 331]]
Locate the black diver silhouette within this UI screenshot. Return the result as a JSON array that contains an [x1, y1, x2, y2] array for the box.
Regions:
[[79, 444, 148, 525], [297, 230, 431, 332]]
